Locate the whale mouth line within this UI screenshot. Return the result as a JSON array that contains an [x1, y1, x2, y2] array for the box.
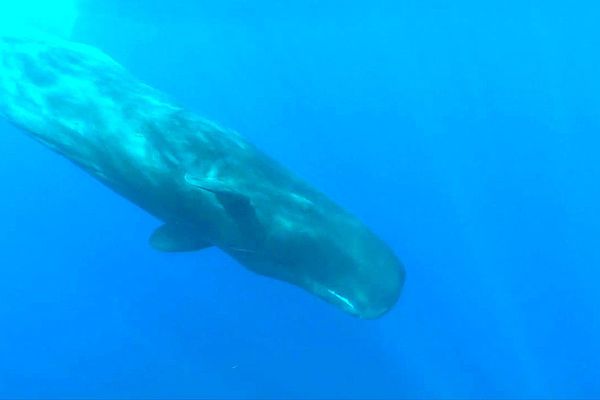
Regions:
[[326, 288, 356, 312]]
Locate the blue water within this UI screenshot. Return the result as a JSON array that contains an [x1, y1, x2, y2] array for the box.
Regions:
[[1, 1, 599, 398]]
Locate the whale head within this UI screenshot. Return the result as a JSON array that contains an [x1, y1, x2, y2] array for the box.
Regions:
[[220, 184, 406, 319]]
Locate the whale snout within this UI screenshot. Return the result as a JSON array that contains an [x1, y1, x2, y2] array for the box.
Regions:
[[317, 243, 405, 319]]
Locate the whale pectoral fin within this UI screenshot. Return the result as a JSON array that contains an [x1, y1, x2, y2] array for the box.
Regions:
[[149, 223, 213, 252]]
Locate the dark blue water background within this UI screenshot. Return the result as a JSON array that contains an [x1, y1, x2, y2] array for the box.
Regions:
[[1, 1, 598, 398]]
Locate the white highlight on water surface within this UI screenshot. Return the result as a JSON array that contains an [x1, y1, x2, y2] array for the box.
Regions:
[[0, 0, 79, 38]]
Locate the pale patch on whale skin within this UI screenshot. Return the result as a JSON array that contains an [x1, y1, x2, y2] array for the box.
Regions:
[[0, 32, 405, 318]]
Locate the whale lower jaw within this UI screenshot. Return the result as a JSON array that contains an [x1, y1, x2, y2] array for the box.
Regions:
[[308, 282, 387, 319]]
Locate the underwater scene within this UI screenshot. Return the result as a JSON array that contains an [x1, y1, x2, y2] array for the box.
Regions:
[[0, 0, 599, 398]]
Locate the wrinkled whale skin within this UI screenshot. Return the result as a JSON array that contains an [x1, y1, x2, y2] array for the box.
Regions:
[[0, 33, 405, 318]]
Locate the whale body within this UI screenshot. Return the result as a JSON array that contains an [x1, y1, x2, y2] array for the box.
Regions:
[[0, 33, 405, 318]]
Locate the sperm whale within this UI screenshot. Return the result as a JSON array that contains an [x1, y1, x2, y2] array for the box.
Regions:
[[0, 32, 405, 318]]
